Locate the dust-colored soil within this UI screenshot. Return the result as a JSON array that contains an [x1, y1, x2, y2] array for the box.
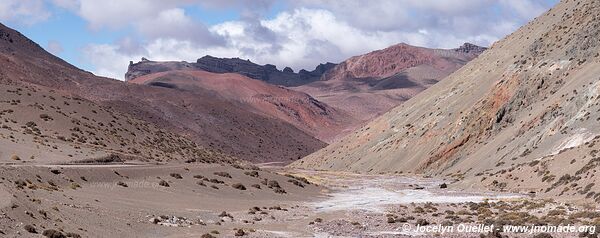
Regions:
[[293, 0, 600, 204], [1, 166, 596, 238]]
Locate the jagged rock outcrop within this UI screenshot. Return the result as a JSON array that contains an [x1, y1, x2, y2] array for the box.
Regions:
[[454, 43, 487, 54], [126, 55, 337, 87]]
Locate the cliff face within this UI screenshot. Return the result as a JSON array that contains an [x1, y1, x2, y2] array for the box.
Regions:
[[126, 56, 336, 87]]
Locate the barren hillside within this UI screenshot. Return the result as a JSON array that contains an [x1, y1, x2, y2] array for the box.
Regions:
[[292, 43, 485, 121], [294, 0, 600, 203], [0, 23, 325, 163], [130, 70, 356, 142]]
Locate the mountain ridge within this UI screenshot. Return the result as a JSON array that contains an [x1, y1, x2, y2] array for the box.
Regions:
[[293, 0, 600, 202]]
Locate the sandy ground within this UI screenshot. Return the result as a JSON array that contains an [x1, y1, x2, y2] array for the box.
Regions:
[[1, 163, 597, 238]]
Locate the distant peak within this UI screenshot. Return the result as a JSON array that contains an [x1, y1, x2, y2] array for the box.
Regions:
[[454, 43, 487, 54]]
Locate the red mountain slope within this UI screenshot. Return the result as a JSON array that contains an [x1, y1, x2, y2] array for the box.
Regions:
[[0, 23, 325, 163], [130, 70, 356, 142]]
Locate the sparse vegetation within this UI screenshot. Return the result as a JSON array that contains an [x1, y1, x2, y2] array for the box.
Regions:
[[214, 172, 232, 178], [159, 180, 170, 187], [232, 183, 246, 190]]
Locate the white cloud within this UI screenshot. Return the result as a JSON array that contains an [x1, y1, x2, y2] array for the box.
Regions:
[[67, 0, 557, 80], [0, 0, 51, 25]]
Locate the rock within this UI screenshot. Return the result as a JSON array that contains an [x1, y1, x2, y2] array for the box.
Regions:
[[283, 67, 294, 73], [439, 183, 448, 189], [126, 55, 336, 86], [454, 43, 487, 54]]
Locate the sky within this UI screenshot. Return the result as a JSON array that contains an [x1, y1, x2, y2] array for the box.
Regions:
[[0, 0, 559, 80]]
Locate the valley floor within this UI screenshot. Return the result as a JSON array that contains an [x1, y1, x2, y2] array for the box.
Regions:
[[0, 162, 598, 238]]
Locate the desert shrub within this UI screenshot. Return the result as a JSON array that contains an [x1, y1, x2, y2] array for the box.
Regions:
[[159, 180, 170, 187], [200, 234, 215, 238], [288, 179, 304, 187], [170, 173, 183, 179], [42, 229, 65, 238], [532, 233, 553, 238], [267, 180, 281, 189], [234, 229, 245, 236], [232, 183, 246, 190], [50, 169, 61, 174], [24, 224, 37, 233], [244, 171, 259, 177], [273, 187, 286, 194], [10, 154, 20, 161], [14, 179, 27, 189], [40, 114, 53, 121], [209, 178, 224, 184], [65, 232, 82, 238], [69, 183, 80, 189], [416, 218, 430, 226], [251, 184, 261, 189], [117, 181, 128, 187], [214, 172, 232, 178]]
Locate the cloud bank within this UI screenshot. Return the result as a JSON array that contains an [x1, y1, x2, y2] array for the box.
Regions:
[[5, 0, 558, 80]]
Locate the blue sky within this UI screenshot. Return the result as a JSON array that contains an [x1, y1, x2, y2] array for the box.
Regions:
[[1, 0, 558, 80]]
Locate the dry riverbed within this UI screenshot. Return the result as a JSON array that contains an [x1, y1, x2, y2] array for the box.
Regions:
[[0, 163, 598, 238]]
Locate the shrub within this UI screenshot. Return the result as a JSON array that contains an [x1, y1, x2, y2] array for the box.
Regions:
[[117, 181, 128, 187], [234, 229, 245, 236], [288, 179, 305, 187], [170, 173, 183, 179], [267, 180, 281, 189], [244, 171, 259, 177], [416, 218, 429, 226], [42, 229, 65, 238], [251, 184, 261, 189], [10, 154, 20, 161], [200, 234, 216, 238], [159, 180, 170, 187], [65, 232, 82, 238], [214, 172, 232, 178], [232, 183, 246, 190], [40, 114, 53, 121], [24, 224, 37, 233], [69, 183, 80, 189]]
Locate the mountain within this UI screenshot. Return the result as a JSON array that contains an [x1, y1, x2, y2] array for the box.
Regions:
[[0, 23, 325, 163], [293, 0, 600, 202], [129, 69, 356, 142], [126, 43, 484, 140], [291, 43, 486, 121], [126, 56, 337, 87]]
